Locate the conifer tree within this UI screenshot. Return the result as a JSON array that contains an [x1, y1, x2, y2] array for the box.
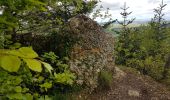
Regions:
[[117, 2, 135, 31], [150, 0, 167, 41], [115, 2, 135, 65]]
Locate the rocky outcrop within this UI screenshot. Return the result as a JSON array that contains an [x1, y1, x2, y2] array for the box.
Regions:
[[67, 14, 115, 91], [80, 67, 170, 100]]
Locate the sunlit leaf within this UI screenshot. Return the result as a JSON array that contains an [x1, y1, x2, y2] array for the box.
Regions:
[[7, 93, 23, 100], [0, 47, 38, 58], [14, 86, 22, 93], [24, 93, 33, 100], [23, 59, 42, 72], [41, 61, 53, 74], [18, 47, 38, 58], [8, 50, 22, 57], [0, 49, 8, 55], [40, 82, 52, 89], [0, 55, 21, 72]]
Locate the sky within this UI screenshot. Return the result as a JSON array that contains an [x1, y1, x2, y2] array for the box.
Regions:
[[90, 0, 170, 23]]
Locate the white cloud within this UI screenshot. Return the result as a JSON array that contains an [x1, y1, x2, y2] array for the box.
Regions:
[[91, 0, 170, 22]]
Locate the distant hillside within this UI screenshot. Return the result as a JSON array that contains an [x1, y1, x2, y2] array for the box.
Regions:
[[104, 23, 143, 37], [162, 23, 170, 27], [105, 22, 170, 37]]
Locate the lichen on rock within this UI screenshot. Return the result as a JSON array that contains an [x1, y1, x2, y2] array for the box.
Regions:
[[67, 14, 115, 91]]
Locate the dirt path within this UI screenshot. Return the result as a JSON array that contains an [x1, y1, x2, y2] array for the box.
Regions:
[[84, 67, 170, 100]]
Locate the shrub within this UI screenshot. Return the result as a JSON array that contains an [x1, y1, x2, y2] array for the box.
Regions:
[[0, 48, 76, 99], [98, 70, 113, 89]]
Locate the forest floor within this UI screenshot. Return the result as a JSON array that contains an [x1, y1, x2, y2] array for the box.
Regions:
[[73, 66, 170, 100]]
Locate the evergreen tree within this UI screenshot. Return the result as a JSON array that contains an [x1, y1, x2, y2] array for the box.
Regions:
[[117, 2, 135, 31], [115, 2, 135, 65]]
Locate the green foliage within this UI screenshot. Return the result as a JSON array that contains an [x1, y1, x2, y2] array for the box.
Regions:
[[144, 56, 164, 80], [0, 55, 21, 72], [52, 93, 70, 100], [0, 67, 33, 100], [42, 52, 70, 72], [115, 1, 170, 82], [98, 70, 113, 89], [41, 52, 76, 84], [54, 71, 76, 85], [0, 33, 4, 48], [0, 0, 99, 99], [0, 51, 76, 100], [115, 25, 170, 81], [0, 0, 98, 57], [0, 0, 47, 30], [0, 0, 98, 36], [0, 47, 53, 72], [42, 52, 58, 64], [0, 34, 20, 49], [23, 59, 42, 72], [41, 62, 53, 74]]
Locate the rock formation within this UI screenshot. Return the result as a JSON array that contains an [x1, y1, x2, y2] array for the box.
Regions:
[[67, 14, 115, 91]]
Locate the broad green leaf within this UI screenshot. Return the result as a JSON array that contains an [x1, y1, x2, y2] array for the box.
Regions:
[[14, 86, 22, 93], [0, 49, 11, 55], [41, 61, 53, 74], [23, 59, 42, 72], [40, 82, 52, 89], [18, 47, 38, 58], [0, 49, 23, 57], [0, 47, 38, 58], [24, 93, 33, 100], [0, 55, 21, 72], [8, 50, 22, 57], [7, 93, 23, 100]]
